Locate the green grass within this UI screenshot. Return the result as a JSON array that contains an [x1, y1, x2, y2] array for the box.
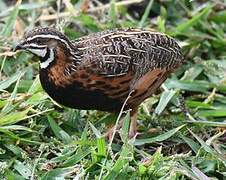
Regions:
[[0, 0, 226, 179]]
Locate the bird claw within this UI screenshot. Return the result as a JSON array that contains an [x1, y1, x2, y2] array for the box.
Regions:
[[104, 124, 121, 141], [129, 130, 141, 139]]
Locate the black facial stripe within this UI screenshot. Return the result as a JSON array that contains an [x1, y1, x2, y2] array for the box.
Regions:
[[27, 45, 46, 49], [40, 48, 50, 63], [40, 48, 56, 68]]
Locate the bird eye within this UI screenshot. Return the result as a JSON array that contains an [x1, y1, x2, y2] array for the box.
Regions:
[[35, 39, 42, 44]]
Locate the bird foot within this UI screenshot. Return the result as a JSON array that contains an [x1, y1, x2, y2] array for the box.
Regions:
[[104, 124, 122, 141], [128, 130, 140, 139], [104, 125, 140, 141]]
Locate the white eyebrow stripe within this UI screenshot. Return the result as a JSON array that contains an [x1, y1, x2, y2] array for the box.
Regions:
[[27, 34, 72, 50], [25, 43, 46, 48]]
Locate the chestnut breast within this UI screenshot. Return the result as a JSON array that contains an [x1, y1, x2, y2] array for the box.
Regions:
[[39, 47, 128, 112]]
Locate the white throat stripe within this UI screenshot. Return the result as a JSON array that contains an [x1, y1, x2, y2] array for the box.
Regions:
[[40, 49, 55, 69], [28, 47, 47, 57]]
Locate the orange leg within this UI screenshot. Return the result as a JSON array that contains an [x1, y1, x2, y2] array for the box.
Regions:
[[104, 108, 139, 140]]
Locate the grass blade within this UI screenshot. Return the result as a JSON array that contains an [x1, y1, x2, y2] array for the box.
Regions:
[[186, 121, 226, 127], [175, 4, 212, 34], [196, 109, 226, 117], [139, 0, 154, 28], [62, 147, 92, 167], [14, 160, 32, 179], [188, 128, 226, 167], [89, 121, 102, 138], [0, 71, 25, 91], [119, 112, 130, 142], [155, 90, 176, 115], [0, 0, 21, 36], [0, 108, 30, 126], [109, 0, 117, 28], [47, 116, 72, 144], [134, 125, 186, 146]]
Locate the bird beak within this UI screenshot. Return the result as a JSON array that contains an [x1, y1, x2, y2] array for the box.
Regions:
[[14, 41, 26, 51]]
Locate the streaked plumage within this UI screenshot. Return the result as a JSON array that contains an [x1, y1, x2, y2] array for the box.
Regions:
[[15, 27, 184, 137]]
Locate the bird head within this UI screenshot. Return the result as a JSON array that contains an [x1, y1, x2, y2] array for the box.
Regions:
[[14, 27, 73, 69]]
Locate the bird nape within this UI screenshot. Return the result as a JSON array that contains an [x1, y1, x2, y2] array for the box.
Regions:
[[15, 27, 184, 139]]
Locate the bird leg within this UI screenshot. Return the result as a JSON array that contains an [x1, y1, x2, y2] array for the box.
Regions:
[[104, 120, 123, 141], [129, 108, 138, 138], [104, 89, 139, 141], [104, 109, 139, 140]]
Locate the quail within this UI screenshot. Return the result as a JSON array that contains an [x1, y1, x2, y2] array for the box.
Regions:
[[15, 27, 184, 138]]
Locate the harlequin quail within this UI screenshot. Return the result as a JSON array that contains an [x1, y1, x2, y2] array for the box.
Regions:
[[14, 27, 184, 138]]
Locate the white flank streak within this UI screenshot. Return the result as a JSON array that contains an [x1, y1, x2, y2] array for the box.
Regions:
[[40, 49, 54, 69]]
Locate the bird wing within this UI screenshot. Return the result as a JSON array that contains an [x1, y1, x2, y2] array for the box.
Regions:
[[68, 29, 183, 102], [73, 28, 183, 79]]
